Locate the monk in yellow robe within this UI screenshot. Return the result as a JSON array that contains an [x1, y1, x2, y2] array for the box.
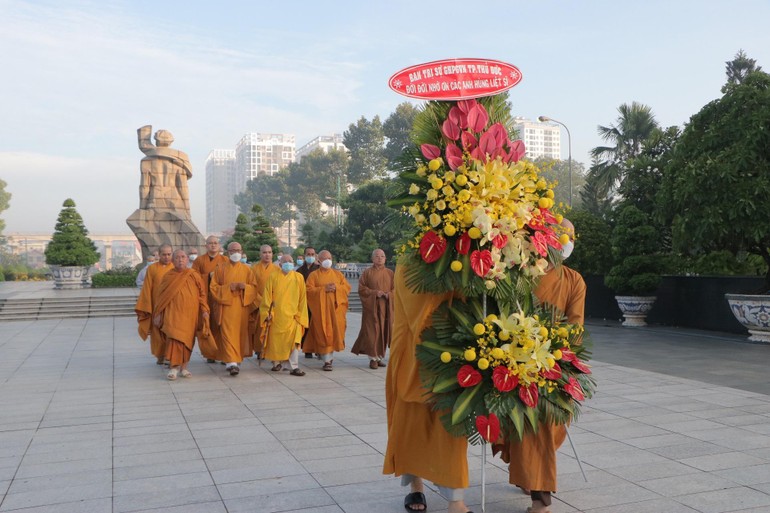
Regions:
[[154, 250, 209, 380], [191, 235, 229, 362], [383, 264, 472, 513], [259, 254, 308, 376], [134, 244, 174, 364], [494, 219, 586, 513], [250, 244, 281, 356], [304, 250, 350, 371], [351, 248, 394, 369], [209, 241, 258, 376]]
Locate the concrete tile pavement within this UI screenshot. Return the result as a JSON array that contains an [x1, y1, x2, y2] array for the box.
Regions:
[[0, 310, 769, 512]]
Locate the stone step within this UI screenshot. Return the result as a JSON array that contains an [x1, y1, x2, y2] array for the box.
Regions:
[[0, 295, 138, 321]]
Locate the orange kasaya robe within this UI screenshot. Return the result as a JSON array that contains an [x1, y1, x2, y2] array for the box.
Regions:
[[191, 253, 229, 360], [209, 260, 258, 364], [494, 264, 587, 492], [134, 261, 174, 359], [383, 265, 468, 489], [303, 267, 350, 356], [259, 271, 308, 361], [154, 269, 208, 367], [351, 266, 394, 359], [250, 262, 281, 354]]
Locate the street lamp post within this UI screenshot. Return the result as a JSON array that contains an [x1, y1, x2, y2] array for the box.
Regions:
[[538, 115, 572, 208]]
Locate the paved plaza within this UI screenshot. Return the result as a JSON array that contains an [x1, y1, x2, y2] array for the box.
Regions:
[[1, 287, 770, 512]]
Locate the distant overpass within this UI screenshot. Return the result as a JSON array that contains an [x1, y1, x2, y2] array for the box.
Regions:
[[4, 233, 142, 271]]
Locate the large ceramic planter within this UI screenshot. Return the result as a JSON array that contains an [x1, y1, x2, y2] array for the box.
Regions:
[[50, 265, 90, 290], [615, 295, 656, 327], [725, 294, 770, 344]]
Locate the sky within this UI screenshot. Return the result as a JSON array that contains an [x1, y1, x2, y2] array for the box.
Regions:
[[1, 0, 769, 236]]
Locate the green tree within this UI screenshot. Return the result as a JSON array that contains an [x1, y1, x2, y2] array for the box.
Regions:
[[0, 178, 10, 239], [340, 179, 403, 255], [533, 157, 587, 210], [605, 205, 665, 295], [344, 115, 386, 185], [590, 102, 659, 195], [383, 102, 419, 169], [234, 173, 293, 228], [662, 70, 770, 289], [287, 148, 348, 222], [249, 204, 279, 256], [567, 210, 613, 276], [724, 49, 762, 90], [44, 199, 100, 267], [352, 229, 379, 262], [230, 213, 254, 260]]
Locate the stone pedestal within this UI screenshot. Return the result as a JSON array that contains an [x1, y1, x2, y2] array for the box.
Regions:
[[126, 209, 205, 260], [726, 293, 770, 343], [50, 265, 90, 289], [615, 295, 657, 327]]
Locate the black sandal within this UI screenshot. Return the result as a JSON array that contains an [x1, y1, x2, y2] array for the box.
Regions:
[[289, 368, 305, 376], [404, 491, 426, 511], [271, 363, 282, 372]]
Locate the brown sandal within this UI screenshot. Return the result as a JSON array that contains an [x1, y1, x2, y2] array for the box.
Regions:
[[271, 363, 282, 372], [290, 368, 306, 376], [369, 360, 378, 369], [322, 361, 333, 371]]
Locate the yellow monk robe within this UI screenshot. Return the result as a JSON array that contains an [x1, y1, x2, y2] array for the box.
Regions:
[[259, 271, 308, 361], [191, 253, 229, 360], [351, 266, 394, 359], [383, 265, 469, 489], [209, 260, 258, 364], [134, 261, 174, 360], [303, 267, 350, 355], [250, 262, 281, 354], [495, 264, 586, 492], [154, 269, 208, 367]]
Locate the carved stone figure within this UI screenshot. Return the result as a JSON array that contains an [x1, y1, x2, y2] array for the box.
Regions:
[[127, 125, 204, 260]]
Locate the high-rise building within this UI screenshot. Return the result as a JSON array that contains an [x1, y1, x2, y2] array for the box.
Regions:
[[205, 149, 236, 234], [235, 133, 296, 191], [296, 134, 346, 162], [512, 117, 562, 160]]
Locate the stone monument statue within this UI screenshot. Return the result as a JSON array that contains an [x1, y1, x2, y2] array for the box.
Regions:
[[127, 125, 205, 260]]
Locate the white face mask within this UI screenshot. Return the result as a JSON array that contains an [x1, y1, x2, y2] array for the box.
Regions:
[[321, 259, 333, 269], [229, 252, 242, 263], [561, 241, 574, 260], [189, 254, 197, 261]]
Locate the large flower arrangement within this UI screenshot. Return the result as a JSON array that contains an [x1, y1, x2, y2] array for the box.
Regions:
[[390, 95, 595, 443]]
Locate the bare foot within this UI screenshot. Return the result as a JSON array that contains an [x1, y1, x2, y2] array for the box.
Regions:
[[448, 499, 472, 513]]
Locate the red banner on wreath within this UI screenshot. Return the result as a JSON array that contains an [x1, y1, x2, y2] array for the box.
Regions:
[[389, 58, 522, 101]]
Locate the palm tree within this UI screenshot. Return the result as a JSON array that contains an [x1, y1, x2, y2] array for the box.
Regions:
[[724, 49, 762, 90], [589, 102, 658, 196]]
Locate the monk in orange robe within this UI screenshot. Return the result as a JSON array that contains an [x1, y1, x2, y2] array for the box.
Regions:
[[351, 248, 394, 369], [250, 244, 280, 356], [304, 250, 350, 371], [383, 264, 472, 513], [209, 241, 258, 376], [259, 254, 308, 375], [135, 244, 174, 364], [494, 219, 586, 513], [191, 235, 229, 362], [154, 250, 209, 380]]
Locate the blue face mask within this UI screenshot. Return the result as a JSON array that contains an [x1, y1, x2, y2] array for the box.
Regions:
[[305, 256, 315, 265], [296, 259, 304, 267], [281, 262, 294, 273], [240, 257, 247, 264]]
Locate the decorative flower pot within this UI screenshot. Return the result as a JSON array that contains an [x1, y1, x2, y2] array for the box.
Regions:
[[725, 294, 770, 344], [50, 265, 90, 290], [614, 295, 656, 327]]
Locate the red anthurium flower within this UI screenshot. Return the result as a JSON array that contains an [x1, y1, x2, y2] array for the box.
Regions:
[[509, 140, 526, 162], [492, 365, 518, 392], [470, 146, 485, 161], [541, 227, 562, 250], [467, 103, 489, 133], [564, 377, 585, 401], [559, 349, 577, 362], [542, 361, 562, 380], [470, 249, 493, 277], [478, 131, 498, 156], [475, 413, 501, 443], [519, 382, 539, 408], [457, 99, 477, 114], [420, 144, 441, 160], [448, 106, 468, 130], [461, 131, 478, 152], [492, 233, 508, 249], [571, 359, 592, 374], [528, 208, 559, 231], [442, 118, 461, 141], [491, 147, 507, 161], [487, 123, 507, 147], [455, 232, 472, 255], [457, 364, 482, 387], [531, 231, 549, 257], [445, 143, 464, 170], [419, 231, 447, 263]]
